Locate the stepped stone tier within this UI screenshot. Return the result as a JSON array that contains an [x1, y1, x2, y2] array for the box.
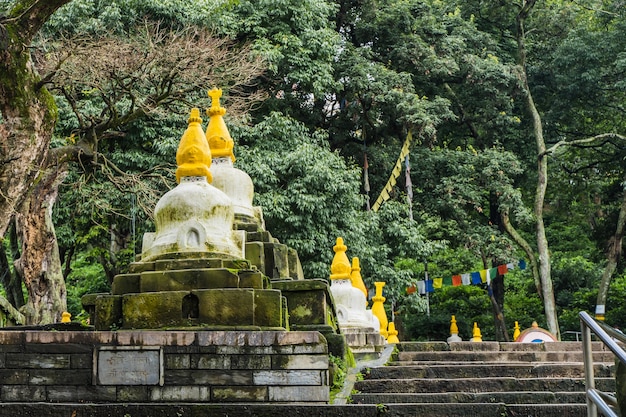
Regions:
[[329, 238, 385, 354]]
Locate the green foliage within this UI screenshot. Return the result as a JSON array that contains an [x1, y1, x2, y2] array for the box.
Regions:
[[65, 253, 110, 319], [402, 285, 492, 341]]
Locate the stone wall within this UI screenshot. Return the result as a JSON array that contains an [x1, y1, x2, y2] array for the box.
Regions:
[[0, 330, 329, 403]]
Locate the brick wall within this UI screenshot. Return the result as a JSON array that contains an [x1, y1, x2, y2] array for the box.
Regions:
[[0, 330, 329, 403]]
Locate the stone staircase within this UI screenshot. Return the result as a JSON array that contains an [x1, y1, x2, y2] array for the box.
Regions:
[[350, 341, 616, 417]]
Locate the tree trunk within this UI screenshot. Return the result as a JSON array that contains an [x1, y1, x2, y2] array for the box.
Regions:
[[0, 0, 71, 238], [516, 0, 560, 339], [0, 220, 25, 309], [595, 178, 626, 320], [14, 167, 68, 325]]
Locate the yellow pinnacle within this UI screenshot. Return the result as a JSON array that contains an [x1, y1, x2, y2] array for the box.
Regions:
[[330, 237, 351, 280], [387, 322, 400, 343], [471, 322, 483, 342], [61, 312, 71, 323], [450, 315, 459, 335], [513, 321, 521, 341], [176, 108, 212, 183], [350, 257, 368, 301], [206, 88, 235, 162]]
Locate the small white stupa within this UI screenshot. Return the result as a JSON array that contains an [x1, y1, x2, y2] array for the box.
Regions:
[[205, 88, 261, 227], [140, 108, 244, 261], [329, 238, 380, 332]]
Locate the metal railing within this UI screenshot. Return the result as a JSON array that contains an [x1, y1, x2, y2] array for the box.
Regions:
[[580, 311, 626, 417]]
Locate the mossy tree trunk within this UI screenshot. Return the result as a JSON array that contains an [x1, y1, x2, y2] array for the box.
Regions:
[[515, 0, 560, 339], [0, 0, 72, 323], [14, 166, 68, 324]]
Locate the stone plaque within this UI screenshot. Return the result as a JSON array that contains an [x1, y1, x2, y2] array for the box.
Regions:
[[96, 347, 162, 385]]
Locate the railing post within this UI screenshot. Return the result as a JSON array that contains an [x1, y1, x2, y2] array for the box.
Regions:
[[581, 318, 597, 417]]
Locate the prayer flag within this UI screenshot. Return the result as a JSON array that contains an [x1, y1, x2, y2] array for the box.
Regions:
[[462, 273, 471, 285], [497, 264, 508, 275], [417, 281, 425, 294], [471, 272, 482, 285], [425, 279, 434, 293], [452, 275, 462, 286], [443, 276, 453, 286], [479, 269, 488, 283], [518, 259, 527, 270], [506, 262, 515, 271], [406, 284, 416, 294], [433, 278, 443, 289]]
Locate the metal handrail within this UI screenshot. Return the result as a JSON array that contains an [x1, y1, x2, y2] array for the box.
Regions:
[[580, 311, 626, 417]]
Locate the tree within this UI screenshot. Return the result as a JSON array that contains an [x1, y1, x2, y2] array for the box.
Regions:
[[1, 0, 266, 323], [0, 0, 73, 323]]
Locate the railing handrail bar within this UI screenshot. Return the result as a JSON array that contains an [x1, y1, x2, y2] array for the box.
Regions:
[[580, 311, 626, 364], [587, 388, 618, 417]]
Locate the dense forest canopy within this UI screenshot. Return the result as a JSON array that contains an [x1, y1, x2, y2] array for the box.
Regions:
[[1, 0, 625, 340]]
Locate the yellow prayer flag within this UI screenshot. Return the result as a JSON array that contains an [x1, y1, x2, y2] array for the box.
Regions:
[[479, 269, 488, 283], [433, 278, 443, 289]]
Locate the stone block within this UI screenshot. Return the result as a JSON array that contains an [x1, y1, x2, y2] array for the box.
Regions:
[[29, 369, 91, 385], [223, 259, 252, 270], [95, 295, 123, 330], [230, 354, 272, 370], [194, 289, 254, 326], [268, 386, 329, 402], [165, 354, 190, 370], [253, 370, 323, 385], [238, 270, 264, 289], [111, 273, 141, 295], [122, 291, 188, 329], [140, 268, 240, 292], [117, 386, 150, 402], [0, 369, 28, 384], [287, 247, 304, 279], [0, 385, 46, 401], [128, 261, 155, 273], [150, 385, 210, 402], [254, 290, 283, 327], [245, 242, 266, 275], [70, 353, 92, 369], [284, 290, 328, 326], [5, 353, 70, 369], [155, 258, 223, 271], [46, 386, 117, 402], [271, 354, 328, 370], [247, 231, 273, 243], [212, 386, 267, 402], [194, 354, 231, 369], [264, 243, 289, 279], [165, 369, 252, 385]]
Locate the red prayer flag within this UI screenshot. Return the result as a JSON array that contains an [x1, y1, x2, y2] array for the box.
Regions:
[[497, 264, 508, 275], [452, 275, 462, 286]]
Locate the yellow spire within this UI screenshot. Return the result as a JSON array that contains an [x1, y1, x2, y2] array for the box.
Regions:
[[330, 237, 352, 280], [387, 322, 400, 343], [372, 281, 388, 338], [176, 108, 212, 183], [206, 88, 235, 162], [350, 257, 368, 300], [471, 322, 483, 342], [450, 315, 459, 336], [513, 321, 521, 341]]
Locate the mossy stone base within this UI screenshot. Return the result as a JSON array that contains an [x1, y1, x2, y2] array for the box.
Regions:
[[119, 289, 283, 329]]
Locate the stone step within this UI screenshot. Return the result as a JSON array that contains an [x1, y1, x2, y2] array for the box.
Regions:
[[369, 362, 614, 379], [354, 376, 615, 393], [350, 390, 586, 404], [397, 341, 607, 352], [396, 350, 615, 363]]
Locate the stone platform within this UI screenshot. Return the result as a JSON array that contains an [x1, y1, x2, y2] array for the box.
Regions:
[[0, 330, 329, 404]]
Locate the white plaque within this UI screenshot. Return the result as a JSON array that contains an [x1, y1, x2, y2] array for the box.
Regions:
[[95, 347, 163, 385]]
